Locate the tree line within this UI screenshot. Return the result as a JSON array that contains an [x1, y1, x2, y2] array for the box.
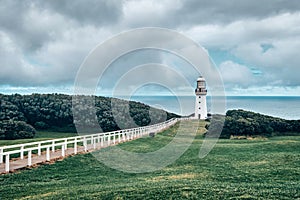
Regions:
[[0, 93, 179, 140], [206, 109, 300, 138]]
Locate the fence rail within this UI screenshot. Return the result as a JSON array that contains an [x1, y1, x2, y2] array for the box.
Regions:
[[0, 118, 187, 173]]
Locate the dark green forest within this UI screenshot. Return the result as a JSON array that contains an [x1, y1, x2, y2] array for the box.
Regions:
[[0, 94, 178, 140], [206, 109, 300, 138]]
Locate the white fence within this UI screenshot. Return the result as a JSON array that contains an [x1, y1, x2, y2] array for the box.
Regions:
[[0, 118, 186, 172]]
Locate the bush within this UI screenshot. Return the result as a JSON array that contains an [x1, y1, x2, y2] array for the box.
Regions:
[[204, 116, 228, 138], [34, 121, 49, 130], [0, 120, 36, 140]]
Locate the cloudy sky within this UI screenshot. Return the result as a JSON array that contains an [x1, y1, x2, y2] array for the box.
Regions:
[[1, 0, 300, 96]]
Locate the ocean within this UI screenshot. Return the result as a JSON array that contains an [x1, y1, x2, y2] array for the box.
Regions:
[[128, 96, 300, 120]]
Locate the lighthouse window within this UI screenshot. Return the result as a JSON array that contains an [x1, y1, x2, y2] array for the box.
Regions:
[[199, 96, 201, 99]]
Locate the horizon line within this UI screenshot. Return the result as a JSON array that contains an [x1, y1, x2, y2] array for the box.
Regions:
[[1, 92, 300, 98]]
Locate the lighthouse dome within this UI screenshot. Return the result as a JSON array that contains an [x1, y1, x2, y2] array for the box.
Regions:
[[197, 76, 205, 81]]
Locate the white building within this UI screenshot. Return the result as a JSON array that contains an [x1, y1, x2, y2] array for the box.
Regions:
[[194, 76, 207, 119]]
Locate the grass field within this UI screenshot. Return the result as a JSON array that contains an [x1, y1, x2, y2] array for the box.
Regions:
[[0, 120, 299, 199]]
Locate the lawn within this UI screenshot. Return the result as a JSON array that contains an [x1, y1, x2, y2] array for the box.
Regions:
[[0, 120, 299, 199]]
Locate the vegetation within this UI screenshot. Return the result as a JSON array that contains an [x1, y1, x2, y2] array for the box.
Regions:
[[0, 93, 178, 139], [0, 120, 36, 140], [206, 109, 300, 139], [1, 93, 299, 142], [0, 120, 299, 199], [0, 131, 78, 147]]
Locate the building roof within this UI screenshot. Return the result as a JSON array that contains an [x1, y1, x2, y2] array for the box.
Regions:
[[197, 76, 205, 81]]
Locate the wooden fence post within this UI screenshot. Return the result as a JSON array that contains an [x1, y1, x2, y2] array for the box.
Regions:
[[127, 131, 130, 141], [122, 132, 125, 142], [84, 137, 87, 152], [28, 150, 32, 166], [108, 134, 111, 145], [74, 138, 77, 154], [93, 137, 96, 149], [38, 143, 41, 156], [101, 136, 104, 147], [64, 139, 68, 151], [46, 147, 50, 161], [52, 141, 55, 152], [62, 144, 65, 157], [5, 154, 9, 172], [20, 145, 24, 159], [0, 148, 3, 164]]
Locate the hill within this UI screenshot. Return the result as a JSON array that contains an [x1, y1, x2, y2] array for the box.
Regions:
[[0, 93, 179, 139], [206, 109, 300, 138]]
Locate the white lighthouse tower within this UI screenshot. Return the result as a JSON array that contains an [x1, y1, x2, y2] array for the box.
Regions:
[[194, 76, 207, 119]]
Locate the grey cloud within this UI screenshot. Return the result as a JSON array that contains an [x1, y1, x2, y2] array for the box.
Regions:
[[123, 0, 300, 28], [231, 37, 300, 87], [35, 0, 122, 26], [0, 0, 119, 86], [0, 0, 122, 51], [0, 0, 27, 30], [178, 0, 300, 25], [0, 0, 62, 51], [98, 49, 200, 93], [0, 1, 39, 50], [0, 0, 300, 93]]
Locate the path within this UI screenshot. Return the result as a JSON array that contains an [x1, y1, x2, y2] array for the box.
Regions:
[[0, 140, 119, 174], [0, 118, 183, 174]]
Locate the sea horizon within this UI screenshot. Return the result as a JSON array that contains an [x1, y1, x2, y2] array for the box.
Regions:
[[1, 93, 299, 120], [126, 95, 300, 120]]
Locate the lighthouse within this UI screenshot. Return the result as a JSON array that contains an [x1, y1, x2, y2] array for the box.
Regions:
[[194, 76, 207, 119]]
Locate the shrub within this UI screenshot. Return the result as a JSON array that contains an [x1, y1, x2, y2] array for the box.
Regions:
[[204, 115, 228, 138], [34, 121, 49, 130], [0, 120, 36, 140]]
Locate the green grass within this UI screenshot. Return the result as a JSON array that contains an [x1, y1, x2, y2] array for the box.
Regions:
[[0, 120, 299, 199]]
